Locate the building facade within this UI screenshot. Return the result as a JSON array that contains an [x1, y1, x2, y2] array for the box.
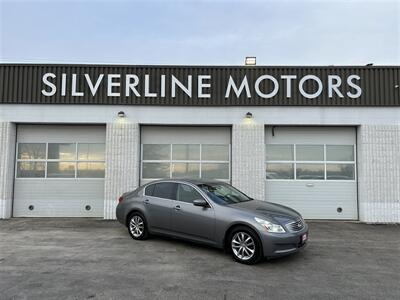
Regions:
[[0, 64, 399, 222]]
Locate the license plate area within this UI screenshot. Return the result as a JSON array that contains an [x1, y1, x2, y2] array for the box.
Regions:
[[301, 233, 308, 243]]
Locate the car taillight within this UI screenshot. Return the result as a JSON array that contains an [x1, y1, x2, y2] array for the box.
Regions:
[[118, 196, 124, 203]]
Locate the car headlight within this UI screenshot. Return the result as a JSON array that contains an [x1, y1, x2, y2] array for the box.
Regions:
[[254, 217, 286, 233]]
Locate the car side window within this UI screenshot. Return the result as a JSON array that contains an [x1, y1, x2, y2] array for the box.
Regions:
[[177, 184, 204, 204], [153, 182, 177, 200], [145, 184, 155, 196]]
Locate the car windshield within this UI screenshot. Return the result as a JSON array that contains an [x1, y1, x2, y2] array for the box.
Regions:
[[197, 183, 252, 205]]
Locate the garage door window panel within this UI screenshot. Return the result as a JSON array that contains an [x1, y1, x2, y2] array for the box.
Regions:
[[266, 143, 356, 181], [18, 143, 46, 160], [143, 162, 170, 179], [296, 163, 325, 180], [48, 143, 76, 160], [172, 144, 200, 160], [16, 143, 46, 178], [16, 142, 105, 179], [326, 145, 354, 161], [326, 164, 355, 180], [202, 163, 229, 179], [265, 144, 295, 180], [16, 161, 46, 178], [201, 145, 229, 161], [141, 143, 230, 181], [143, 144, 171, 160], [266, 144, 294, 161], [77, 162, 105, 178], [76, 143, 106, 178], [47, 162, 76, 178], [172, 163, 200, 178], [296, 145, 324, 161], [266, 163, 294, 179], [78, 143, 105, 161]]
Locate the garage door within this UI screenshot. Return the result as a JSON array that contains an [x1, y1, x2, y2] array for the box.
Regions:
[[265, 126, 357, 220], [13, 125, 106, 217], [140, 126, 231, 184]]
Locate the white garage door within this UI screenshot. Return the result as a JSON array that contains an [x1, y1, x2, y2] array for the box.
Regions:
[[140, 126, 231, 184], [13, 125, 106, 217], [265, 126, 357, 220]]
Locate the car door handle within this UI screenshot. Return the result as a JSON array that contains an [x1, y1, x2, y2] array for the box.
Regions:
[[144, 199, 150, 204], [174, 205, 181, 211]]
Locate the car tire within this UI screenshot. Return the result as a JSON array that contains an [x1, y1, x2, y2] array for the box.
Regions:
[[228, 226, 262, 265], [127, 212, 148, 240]]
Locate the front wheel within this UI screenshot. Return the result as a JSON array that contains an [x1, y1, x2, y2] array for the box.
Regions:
[[229, 226, 262, 264], [127, 212, 148, 240]]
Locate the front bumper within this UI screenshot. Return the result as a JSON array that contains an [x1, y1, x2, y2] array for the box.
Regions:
[[259, 223, 309, 258]]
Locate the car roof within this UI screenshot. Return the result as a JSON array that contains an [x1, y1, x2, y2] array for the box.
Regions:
[[144, 178, 225, 186]]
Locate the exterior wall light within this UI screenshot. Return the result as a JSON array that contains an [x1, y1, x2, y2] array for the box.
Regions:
[[117, 111, 126, 118], [245, 57, 256, 66], [245, 112, 253, 118]]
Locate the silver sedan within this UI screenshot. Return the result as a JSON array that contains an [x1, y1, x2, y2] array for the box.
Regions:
[[116, 179, 308, 264]]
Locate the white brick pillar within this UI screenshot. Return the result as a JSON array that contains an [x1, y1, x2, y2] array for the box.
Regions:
[[231, 123, 265, 200], [358, 125, 400, 223], [0, 122, 16, 219], [104, 122, 140, 219]]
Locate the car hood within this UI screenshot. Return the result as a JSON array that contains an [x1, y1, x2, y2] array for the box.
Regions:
[[230, 200, 302, 224]]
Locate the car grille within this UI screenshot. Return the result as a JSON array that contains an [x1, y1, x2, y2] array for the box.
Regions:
[[287, 219, 304, 232]]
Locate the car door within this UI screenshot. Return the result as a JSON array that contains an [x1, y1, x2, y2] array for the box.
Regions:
[[143, 182, 177, 232], [170, 183, 215, 242]]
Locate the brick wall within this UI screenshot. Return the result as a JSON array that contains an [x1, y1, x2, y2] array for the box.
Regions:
[[231, 123, 265, 200], [104, 122, 140, 219], [358, 125, 400, 223], [0, 122, 16, 219]]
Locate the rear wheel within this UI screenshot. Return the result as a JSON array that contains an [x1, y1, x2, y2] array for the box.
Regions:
[[127, 212, 148, 240], [229, 226, 262, 264]]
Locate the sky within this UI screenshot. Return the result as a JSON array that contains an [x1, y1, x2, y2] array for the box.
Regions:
[[0, 0, 399, 65]]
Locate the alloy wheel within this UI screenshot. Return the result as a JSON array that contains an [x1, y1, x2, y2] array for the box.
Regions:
[[231, 231, 256, 261], [129, 215, 144, 238]]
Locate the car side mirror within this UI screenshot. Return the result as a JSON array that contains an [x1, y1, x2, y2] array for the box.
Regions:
[[193, 199, 209, 207]]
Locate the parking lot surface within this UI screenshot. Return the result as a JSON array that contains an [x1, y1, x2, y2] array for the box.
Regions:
[[0, 219, 399, 299]]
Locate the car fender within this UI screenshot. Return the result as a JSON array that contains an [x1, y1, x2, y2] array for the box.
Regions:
[[222, 220, 263, 249]]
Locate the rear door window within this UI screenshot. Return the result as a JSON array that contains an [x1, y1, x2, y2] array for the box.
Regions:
[[145, 184, 156, 196], [153, 182, 177, 200]]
